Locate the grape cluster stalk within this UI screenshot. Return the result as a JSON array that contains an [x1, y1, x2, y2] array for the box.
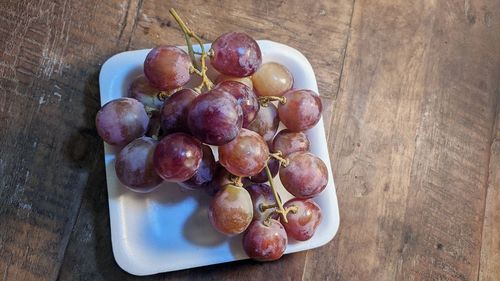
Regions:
[[95, 8, 327, 262]]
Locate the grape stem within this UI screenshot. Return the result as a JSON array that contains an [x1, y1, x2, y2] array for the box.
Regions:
[[264, 162, 289, 223], [169, 8, 214, 92], [258, 96, 287, 107], [269, 151, 289, 167]]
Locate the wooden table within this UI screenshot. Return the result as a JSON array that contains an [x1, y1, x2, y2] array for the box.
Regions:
[[1, 0, 499, 280]]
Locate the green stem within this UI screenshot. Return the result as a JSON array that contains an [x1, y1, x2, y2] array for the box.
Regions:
[[264, 163, 288, 223]]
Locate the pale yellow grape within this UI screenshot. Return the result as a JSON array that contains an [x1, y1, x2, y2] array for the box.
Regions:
[[251, 62, 293, 97]]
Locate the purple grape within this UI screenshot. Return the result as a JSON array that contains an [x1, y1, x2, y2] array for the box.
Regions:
[[187, 88, 243, 145], [271, 129, 310, 156], [144, 45, 192, 90], [214, 81, 259, 127], [282, 198, 322, 241], [206, 163, 233, 196], [278, 89, 322, 132], [246, 103, 279, 145], [160, 88, 197, 134], [115, 137, 163, 192], [153, 133, 202, 182], [210, 32, 262, 77], [128, 75, 164, 110], [180, 145, 217, 190], [242, 219, 287, 261], [279, 152, 328, 198], [95, 98, 149, 146]]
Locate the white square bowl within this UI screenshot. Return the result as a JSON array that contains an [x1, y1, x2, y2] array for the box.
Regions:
[[99, 40, 340, 276]]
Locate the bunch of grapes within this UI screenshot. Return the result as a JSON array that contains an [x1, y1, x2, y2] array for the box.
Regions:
[[96, 9, 328, 262]]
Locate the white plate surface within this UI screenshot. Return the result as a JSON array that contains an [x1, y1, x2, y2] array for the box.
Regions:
[[99, 40, 340, 276]]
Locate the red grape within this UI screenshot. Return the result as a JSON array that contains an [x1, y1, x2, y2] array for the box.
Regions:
[[210, 32, 262, 77], [115, 136, 163, 192], [180, 145, 216, 190], [214, 80, 259, 127], [128, 75, 164, 110], [252, 62, 293, 97], [160, 88, 197, 134], [219, 128, 269, 177], [208, 184, 253, 235], [216, 74, 253, 89], [271, 129, 310, 156], [278, 89, 322, 132], [96, 98, 149, 146], [144, 45, 191, 90], [242, 219, 287, 261], [153, 133, 202, 182], [187, 89, 243, 145], [246, 103, 279, 145], [279, 152, 328, 198], [282, 198, 321, 241], [246, 183, 276, 221], [248, 157, 279, 183]]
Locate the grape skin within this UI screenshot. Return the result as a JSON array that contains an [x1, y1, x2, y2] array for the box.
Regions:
[[210, 32, 262, 77], [278, 89, 322, 132], [160, 88, 197, 134], [187, 89, 243, 145], [95, 97, 149, 146], [144, 45, 192, 90], [206, 163, 233, 196], [153, 133, 202, 182], [271, 129, 310, 156], [252, 62, 293, 97], [208, 184, 253, 235], [216, 74, 253, 89], [219, 128, 269, 177], [245, 103, 279, 145], [115, 136, 163, 192], [214, 80, 259, 127], [282, 198, 321, 241], [180, 145, 216, 190], [279, 152, 328, 198], [242, 219, 287, 261], [128, 75, 164, 110]]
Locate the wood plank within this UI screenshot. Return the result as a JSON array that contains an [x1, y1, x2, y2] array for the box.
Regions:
[[479, 98, 500, 281], [303, 0, 500, 280], [0, 0, 134, 280], [57, 0, 355, 280]]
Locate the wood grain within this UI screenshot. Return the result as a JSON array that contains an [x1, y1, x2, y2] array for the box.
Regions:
[[479, 98, 500, 281], [303, 0, 500, 281], [56, 0, 355, 280], [0, 0, 135, 280], [1, 0, 500, 280]]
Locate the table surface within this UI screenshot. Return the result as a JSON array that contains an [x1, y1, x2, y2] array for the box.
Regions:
[[1, 1, 499, 280]]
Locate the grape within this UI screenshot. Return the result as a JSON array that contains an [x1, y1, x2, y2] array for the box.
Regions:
[[278, 89, 322, 132], [153, 133, 202, 182], [96, 98, 149, 146], [128, 75, 164, 110], [180, 145, 216, 190], [249, 157, 279, 183], [210, 32, 262, 77], [144, 45, 192, 90], [216, 74, 253, 89], [160, 88, 197, 134], [214, 81, 259, 127], [245, 103, 279, 145], [279, 152, 328, 198], [145, 110, 161, 138], [187, 89, 243, 145], [208, 184, 253, 235], [115, 137, 163, 192], [252, 62, 293, 97], [282, 198, 321, 241], [219, 128, 269, 177], [271, 129, 310, 156], [206, 163, 233, 196], [242, 219, 287, 261], [246, 183, 276, 221]]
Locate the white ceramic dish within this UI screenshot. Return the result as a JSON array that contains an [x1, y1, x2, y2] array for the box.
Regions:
[[99, 40, 340, 276]]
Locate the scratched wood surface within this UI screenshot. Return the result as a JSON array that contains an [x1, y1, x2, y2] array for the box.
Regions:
[[0, 0, 499, 281]]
